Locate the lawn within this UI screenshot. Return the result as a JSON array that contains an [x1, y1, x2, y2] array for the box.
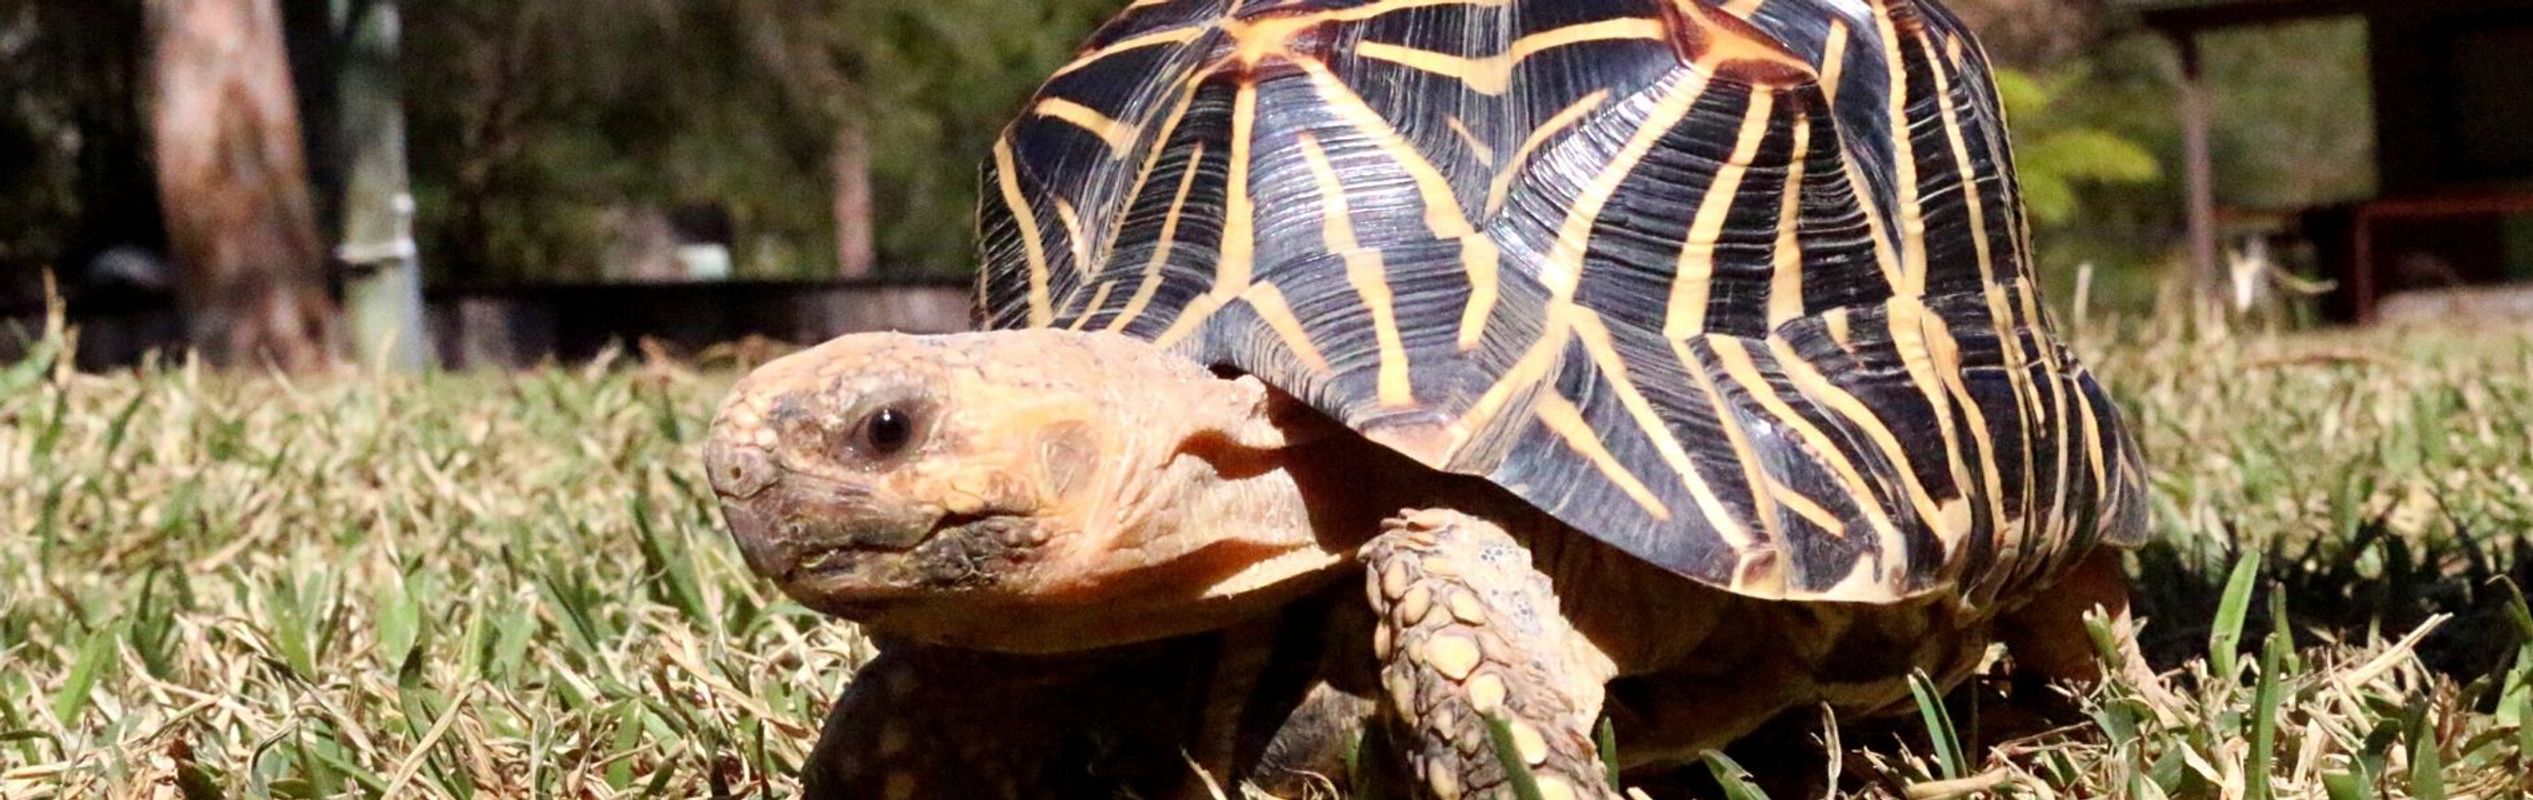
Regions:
[[3, 317, 2530, 799]]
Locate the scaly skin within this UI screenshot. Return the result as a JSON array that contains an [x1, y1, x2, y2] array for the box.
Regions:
[[705, 329, 2154, 799], [704, 330, 1382, 653], [800, 628, 1378, 799], [1365, 511, 1619, 800], [793, 591, 1390, 799]]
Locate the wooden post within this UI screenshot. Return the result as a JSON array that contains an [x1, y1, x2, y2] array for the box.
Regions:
[[149, 0, 343, 370], [2177, 31, 2224, 313]]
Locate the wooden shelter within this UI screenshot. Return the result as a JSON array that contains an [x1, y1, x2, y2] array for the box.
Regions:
[[2128, 0, 2533, 321]]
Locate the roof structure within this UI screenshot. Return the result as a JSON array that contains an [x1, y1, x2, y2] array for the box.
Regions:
[[2122, 0, 2533, 32]]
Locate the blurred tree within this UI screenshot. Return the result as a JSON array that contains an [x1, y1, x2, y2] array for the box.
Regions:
[[762, 0, 1120, 277], [328, 0, 430, 369], [835, 116, 875, 278], [0, 1, 163, 293], [147, 0, 342, 370], [398, 0, 1113, 284], [1994, 67, 2161, 226], [1903, 3, 2372, 318], [1948, 0, 2109, 68], [16, 0, 2366, 323], [2196, 19, 2374, 210]]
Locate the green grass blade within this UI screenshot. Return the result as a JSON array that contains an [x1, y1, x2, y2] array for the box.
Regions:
[[50, 624, 118, 724], [299, 729, 390, 794], [2403, 696, 2447, 800], [1701, 751, 1773, 800], [2084, 610, 2129, 688], [1483, 714, 1548, 800], [2516, 652, 2533, 768], [2211, 551, 2264, 683], [0, 336, 60, 397], [128, 567, 181, 678], [2320, 770, 2372, 800], [1909, 670, 1967, 781], [608, 700, 643, 790], [632, 492, 712, 629], [29, 385, 69, 473], [0, 691, 39, 764], [377, 571, 424, 669], [1596, 715, 1621, 787], [267, 574, 318, 682], [2246, 587, 2289, 800], [100, 388, 151, 456], [2494, 579, 2533, 766], [1343, 728, 1388, 800]]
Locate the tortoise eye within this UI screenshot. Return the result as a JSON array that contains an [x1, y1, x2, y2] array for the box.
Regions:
[[855, 405, 919, 458]]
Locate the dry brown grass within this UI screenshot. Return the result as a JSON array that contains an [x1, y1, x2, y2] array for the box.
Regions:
[[4, 318, 2530, 798]]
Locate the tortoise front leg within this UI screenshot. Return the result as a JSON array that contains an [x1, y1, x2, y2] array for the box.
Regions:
[[799, 643, 1070, 800], [1363, 510, 1622, 800], [800, 639, 1210, 800]]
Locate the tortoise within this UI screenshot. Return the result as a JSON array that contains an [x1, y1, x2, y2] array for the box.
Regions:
[[703, 0, 2159, 796]]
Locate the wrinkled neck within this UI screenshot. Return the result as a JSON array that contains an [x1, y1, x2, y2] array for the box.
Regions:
[[899, 369, 1372, 650], [1089, 400, 1379, 602]]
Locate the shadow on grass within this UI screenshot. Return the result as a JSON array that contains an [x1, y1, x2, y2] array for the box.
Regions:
[[2132, 519, 2533, 684], [1616, 514, 2533, 799]]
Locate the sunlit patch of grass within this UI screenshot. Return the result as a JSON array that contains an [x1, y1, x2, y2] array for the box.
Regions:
[[1, 338, 864, 797], [4, 319, 2532, 798]]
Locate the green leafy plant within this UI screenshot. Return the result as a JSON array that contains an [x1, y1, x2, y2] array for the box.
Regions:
[[1996, 67, 2163, 226]]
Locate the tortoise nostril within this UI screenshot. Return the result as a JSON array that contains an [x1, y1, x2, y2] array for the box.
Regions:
[[706, 440, 781, 499]]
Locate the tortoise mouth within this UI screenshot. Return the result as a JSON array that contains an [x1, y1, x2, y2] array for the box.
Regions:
[[785, 511, 997, 573], [773, 511, 1045, 588], [714, 472, 931, 573]]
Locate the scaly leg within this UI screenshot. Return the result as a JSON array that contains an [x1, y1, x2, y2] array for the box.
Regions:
[[1997, 549, 2173, 708], [1363, 509, 1622, 800], [799, 639, 1201, 800]]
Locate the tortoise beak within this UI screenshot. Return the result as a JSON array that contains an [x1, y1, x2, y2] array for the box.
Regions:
[[714, 481, 942, 579], [703, 439, 943, 585], [716, 500, 790, 578], [703, 437, 791, 577]]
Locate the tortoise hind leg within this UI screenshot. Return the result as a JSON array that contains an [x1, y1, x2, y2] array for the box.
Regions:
[[1363, 509, 1622, 800], [1996, 549, 2170, 703]]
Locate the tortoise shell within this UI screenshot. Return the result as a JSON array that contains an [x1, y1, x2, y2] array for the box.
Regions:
[[975, 0, 2149, 604]]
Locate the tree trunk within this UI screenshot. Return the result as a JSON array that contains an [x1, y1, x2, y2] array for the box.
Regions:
[[148, 0, 341, 371], [2176, 34, 2227, 319], [332, 0, 430, 369], [833, 116, 875, 279]]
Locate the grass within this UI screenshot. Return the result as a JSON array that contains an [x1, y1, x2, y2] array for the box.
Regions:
[[1, 328, 849, 797], [3, 316, 2532, 798]]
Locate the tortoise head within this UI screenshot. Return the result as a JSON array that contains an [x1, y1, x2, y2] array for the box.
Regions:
[[704, 329, 1372, 652]]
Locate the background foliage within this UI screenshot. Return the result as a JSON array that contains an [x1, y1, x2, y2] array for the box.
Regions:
[[0, 0, 2375, 301], [398, 0, 1117, 283]]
